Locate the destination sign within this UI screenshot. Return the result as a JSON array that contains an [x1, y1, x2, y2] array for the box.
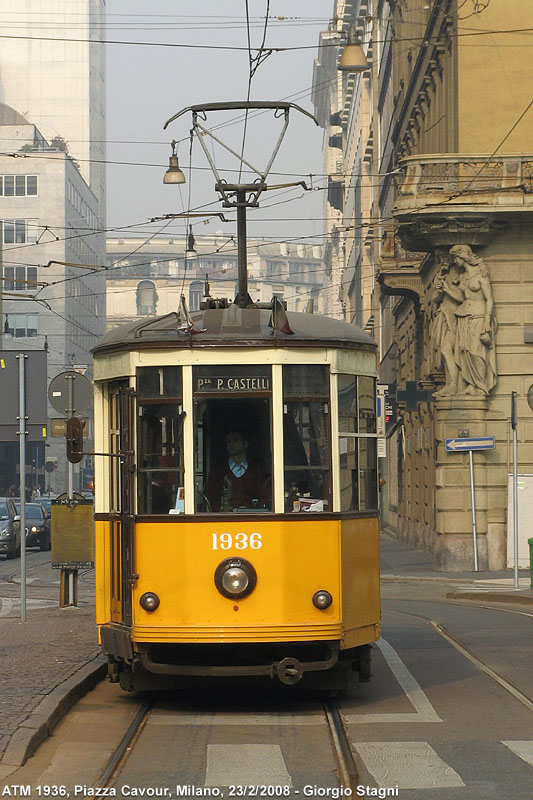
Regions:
[[196, 375, 271, 393]]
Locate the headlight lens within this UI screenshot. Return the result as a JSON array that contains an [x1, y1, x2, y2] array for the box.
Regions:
[[31, 526, 38, 532], [222, 567, 249, 595], [140, 592, 160, 611], [312, 590, 333, 610], [214, 558, 257, 599]]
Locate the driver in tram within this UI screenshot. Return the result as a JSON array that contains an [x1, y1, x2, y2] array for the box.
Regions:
[[206, 429, 268, 512]]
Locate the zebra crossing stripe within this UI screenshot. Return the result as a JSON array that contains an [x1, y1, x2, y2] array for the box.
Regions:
[[205, 744, 292, 787], [502, 741, 533, 767], [353, 742, 464, 789]]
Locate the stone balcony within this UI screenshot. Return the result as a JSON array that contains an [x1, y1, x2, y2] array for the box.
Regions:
[[392, 153, 533, 251]]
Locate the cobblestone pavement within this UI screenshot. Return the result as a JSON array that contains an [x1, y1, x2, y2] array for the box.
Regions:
[[0, 553, 99, 764], [0, 605, 99, 761]]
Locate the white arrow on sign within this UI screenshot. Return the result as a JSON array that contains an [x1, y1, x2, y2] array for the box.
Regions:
[[445, 437, 495, 452]]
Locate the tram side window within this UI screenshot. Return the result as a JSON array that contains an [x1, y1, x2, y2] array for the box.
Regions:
[[338, 374, 378, 511], [193, 365, 272, 513], [283, 365, 331, 512], [137, 367, 184, 515]]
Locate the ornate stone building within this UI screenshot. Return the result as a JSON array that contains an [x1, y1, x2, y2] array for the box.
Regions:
[[378, 1, 533, 569]]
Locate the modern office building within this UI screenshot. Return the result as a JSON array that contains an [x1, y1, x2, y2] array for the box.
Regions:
[[0, 0, 106, 218], [0, 1, 106, 494], [0, 110, 105, 494]]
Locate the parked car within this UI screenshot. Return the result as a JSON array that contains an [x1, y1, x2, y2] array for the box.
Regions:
[[14, 502, 51, 551], [0, 497, 21, 559]]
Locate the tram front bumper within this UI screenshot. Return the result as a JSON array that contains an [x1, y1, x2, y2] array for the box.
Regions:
[[137, 643, 340, 684]]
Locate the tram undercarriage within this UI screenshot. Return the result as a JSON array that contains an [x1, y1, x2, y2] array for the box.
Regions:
[[101, 628, 372, 692]]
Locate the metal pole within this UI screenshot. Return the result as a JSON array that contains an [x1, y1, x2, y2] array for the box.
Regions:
[[16, 353, 27, 622], [67, 374, 74, 499], [512, 391, 519, 589], [235, 188, 252, 308], [62, 372, 78, 607], [469, 450, 478, 572]]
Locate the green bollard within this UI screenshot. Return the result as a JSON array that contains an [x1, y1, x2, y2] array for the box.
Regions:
[[529, 538, 533, 589]]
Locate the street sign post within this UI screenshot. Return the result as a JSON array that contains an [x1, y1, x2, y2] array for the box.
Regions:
[[445, 435, 496, 571], [511, 392, 519, 589], [48, 370, 92, 609], [48, 370, 92, 417]]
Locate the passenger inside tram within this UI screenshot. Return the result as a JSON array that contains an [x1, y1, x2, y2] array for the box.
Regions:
[[206, 429, 268, 512], [196, 397, 272, 513]]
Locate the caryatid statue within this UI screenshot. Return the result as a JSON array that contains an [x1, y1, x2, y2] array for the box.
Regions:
[[431, 244, 497, 397]]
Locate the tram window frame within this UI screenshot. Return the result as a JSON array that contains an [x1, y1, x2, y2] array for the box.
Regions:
[[136, 367, 184, 515], [193, 365, 273, 514], [337, 374, 378, 512], [282, 365, 332, 513]]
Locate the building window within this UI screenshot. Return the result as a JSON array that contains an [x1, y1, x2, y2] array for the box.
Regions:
[[189, 280, 203, 312], [3, 266, 38, 291], [0, 175, 38, 197], [3, 314, 38, 337], [136, 280, 157, 315], [1, 219, 38, 244]]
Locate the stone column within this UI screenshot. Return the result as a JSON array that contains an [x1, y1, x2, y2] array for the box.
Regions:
[[434, 396, 490, 571]]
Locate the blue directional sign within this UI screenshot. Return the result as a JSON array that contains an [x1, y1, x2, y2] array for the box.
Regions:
[[445, 436, 495, 452]]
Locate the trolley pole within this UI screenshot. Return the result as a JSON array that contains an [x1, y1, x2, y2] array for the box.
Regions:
[[235, 188, 253, 308], [16, 353, 28, 622]]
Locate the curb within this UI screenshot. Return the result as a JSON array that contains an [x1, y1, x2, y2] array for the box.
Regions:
[[0, 656, 107, 768], [446, 590, 533, 606]]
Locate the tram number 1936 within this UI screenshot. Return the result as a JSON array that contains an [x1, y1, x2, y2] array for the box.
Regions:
[[212, 532, 262, 550]]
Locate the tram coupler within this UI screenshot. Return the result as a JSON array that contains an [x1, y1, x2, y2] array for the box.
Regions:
[[275, 657, 304, 685]]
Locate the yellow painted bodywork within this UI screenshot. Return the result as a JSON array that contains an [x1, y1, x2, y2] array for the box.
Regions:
[[96, 517, 380, 648]]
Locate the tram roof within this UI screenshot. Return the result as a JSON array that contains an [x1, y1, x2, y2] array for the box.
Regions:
[[93, 307, 376, 355]]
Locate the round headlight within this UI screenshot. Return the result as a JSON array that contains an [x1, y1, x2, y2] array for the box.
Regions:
[[214, 558, 257, 600], [140, 592, 160, 611], [31, 526, 38, 532], [312, 590, 333, 610], [222, 567, 249, 595]]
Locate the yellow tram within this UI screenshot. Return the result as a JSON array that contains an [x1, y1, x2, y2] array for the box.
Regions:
[[93, 304, 380, 691]]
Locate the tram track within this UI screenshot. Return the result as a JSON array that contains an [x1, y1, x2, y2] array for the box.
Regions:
[[93, 695, 361, 794], [384, 602, 533, 716]]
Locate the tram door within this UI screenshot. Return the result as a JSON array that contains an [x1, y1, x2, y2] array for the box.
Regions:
[[108, 382, 135, 626]]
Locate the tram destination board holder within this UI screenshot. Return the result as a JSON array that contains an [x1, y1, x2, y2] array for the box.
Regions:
[[51, 495, 94, 570]]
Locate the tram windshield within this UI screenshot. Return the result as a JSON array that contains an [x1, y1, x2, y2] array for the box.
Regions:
[[194, 365, 272, 513]]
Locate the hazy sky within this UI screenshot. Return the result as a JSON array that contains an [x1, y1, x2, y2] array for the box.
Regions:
[[106, 1, 332, 246]]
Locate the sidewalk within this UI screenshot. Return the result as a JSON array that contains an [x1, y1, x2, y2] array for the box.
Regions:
[[1, 532, 531, 778], [0, 589, 105, 778], [380, 528, 533, 604]]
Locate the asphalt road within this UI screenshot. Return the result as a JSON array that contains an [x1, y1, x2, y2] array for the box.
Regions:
[[0, 549, 95, 617], [3, 564, 533, 799]]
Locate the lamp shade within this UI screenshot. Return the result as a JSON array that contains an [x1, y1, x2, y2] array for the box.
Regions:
[[338, 25, 369, 72], [163, 154, 186, 184]]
